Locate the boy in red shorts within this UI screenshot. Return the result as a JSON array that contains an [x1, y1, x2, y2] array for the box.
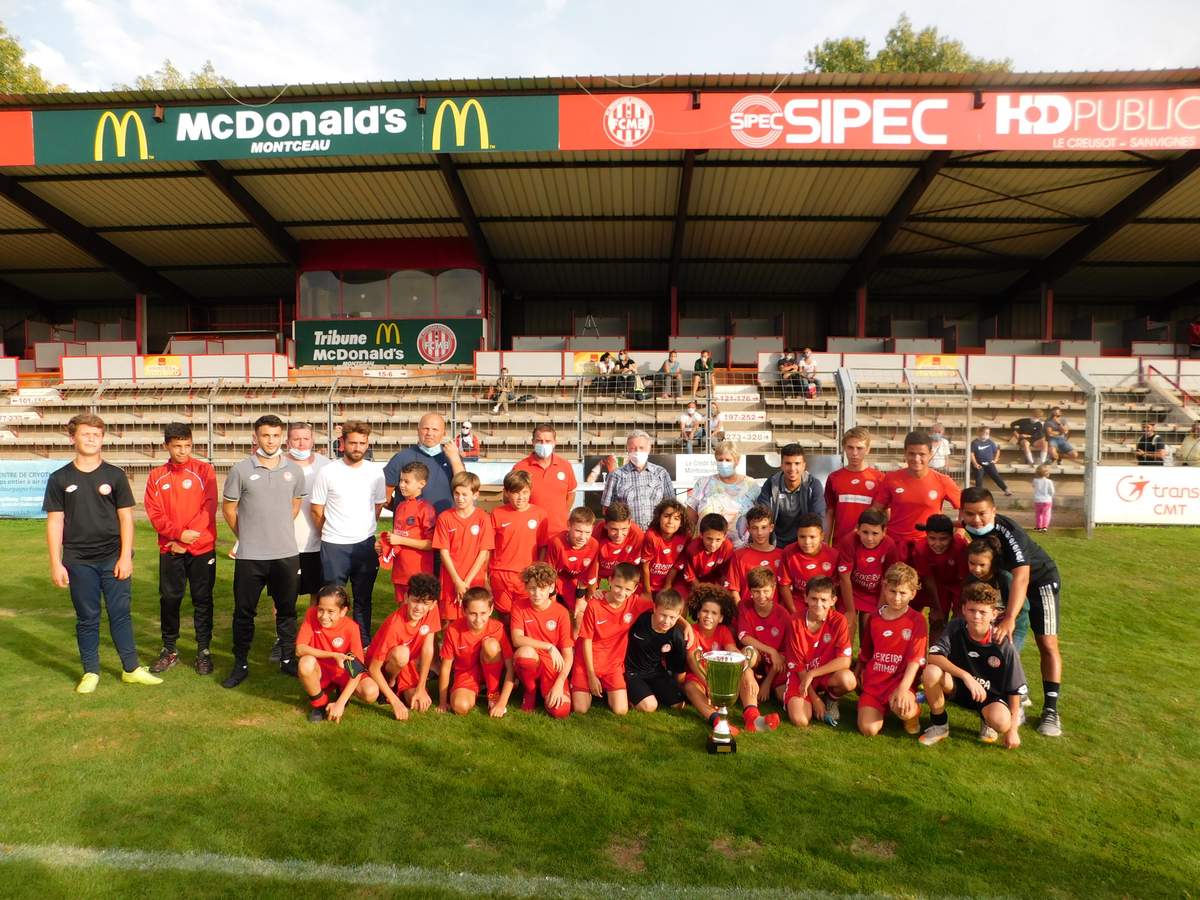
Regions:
[[367, 572, 441, 720], [734, 506, 792, 611], [782, 513, 839, 609], [857, 563, 927, 737], [735, 566, 790, 730], [511, 562, 573, 718], [296, 584, 379, 723], [682, 583, 765, 733], [594, 501, 643, 583], [571, 562, 651, 716], [432, 472, 494, 622], [909, 513, 968, 632], [683, 513, 740, 592], [378, 461, 435, 604], [779, 576, 854, 728], [489, 470, 549, 623], [437, 587, 514, 717], [544, 506, 600, 635], [824, 426, 882, 546], [836, 508, 903, 643]]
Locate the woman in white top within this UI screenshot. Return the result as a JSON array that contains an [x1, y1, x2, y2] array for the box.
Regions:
[[687, 441, 761, 547]]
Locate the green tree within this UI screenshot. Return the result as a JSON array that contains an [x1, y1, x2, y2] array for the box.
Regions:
[[0, 22, 67, 92], [807, 14, 1011, 73], [119, 59, 235, 91]]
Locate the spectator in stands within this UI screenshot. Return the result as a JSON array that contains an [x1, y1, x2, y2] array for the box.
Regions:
[[455, 421, 482, 461], [928, 423, 952, 471], [969, 426, 1012, 496], [692, 349, 714, 398], [288, 422, 331, 612], [383, 413, 464, 515], [1044, 407, 1079, 462], [708, 402, 726, 443], [755, 443, 825, 548], [614, 349, 638, 394], [1178, 421, 1200, 466], [595, 353, 616, 395], [679, 400, 705, 453], [777, 350, 800, 398], [1010, 414, 1047, 465], [798, 348, 820, 398], [485, 367, 516, 415], [1135, 421, 1166, 466], [220, 414, 307, 689], [655, 350, 683, 399], [601, 430, 675, 530], [687, 441, 762, 547], [512, 424, 578, 537]]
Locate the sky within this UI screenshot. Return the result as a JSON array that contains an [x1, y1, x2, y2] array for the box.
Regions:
[[5, 0, 1199, 93]]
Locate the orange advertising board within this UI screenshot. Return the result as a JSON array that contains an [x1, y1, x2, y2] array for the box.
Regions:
[[0, 111, 35, 166]]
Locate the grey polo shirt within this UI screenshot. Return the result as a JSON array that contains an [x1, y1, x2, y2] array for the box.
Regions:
[[223, 455, 306, 560]]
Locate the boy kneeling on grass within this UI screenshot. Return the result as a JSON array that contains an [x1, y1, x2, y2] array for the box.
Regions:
[[779, 576, 855, 728], [366, 572, 441, 720], [920, 581, 1027, 749], [857, 563, 928, 738], [624, 589, 690, 713], [681, 583, 761, 735], [437, 587, 515, 717], [297, 584, 378, 723], [511, 562, 573, 718]]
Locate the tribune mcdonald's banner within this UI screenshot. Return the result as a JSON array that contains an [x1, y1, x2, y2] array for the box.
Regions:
[[293, 318, 483, 367]]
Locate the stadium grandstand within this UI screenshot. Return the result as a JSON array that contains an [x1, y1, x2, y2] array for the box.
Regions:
[[3, 69, 1200, 528]]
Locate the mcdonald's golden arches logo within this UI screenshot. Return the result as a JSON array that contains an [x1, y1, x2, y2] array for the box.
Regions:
[[94, 110, 151, 161], [375, 321, 402, 344], [431, 98, 490, 151]]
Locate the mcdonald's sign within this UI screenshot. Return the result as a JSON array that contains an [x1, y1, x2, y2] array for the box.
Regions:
[[294, 318, 482, 367], [375, 321, 402, 344], [431, 98, 490, 151], [94, 110, 151, 161]]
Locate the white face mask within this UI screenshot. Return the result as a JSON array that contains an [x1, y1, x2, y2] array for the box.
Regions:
[[418, 442, 442, 457], [628, 451, 649, 468], [965, 521, 995, 536], [533, 442, 555, 459], [288, 447, 311, 460], [256, 446, 282, 459], [716, 461, 736, 477]]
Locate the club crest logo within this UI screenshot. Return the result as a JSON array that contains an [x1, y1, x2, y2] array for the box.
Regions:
[[623, 613, 633, 623], [182, 479, 193, 489], [332, 637, 345, 649], [556, 471, 566, 480], [902, 628, 912, 640], [419, 625, 430, 635], [98, 483, 112, 495], [988, 655, 1002, 668], [527, 518, 539, 529], [547, 620, 557, 631], [470, 524, 480, 535]]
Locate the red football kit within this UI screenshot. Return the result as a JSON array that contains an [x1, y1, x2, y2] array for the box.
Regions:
[[858, 605, 928, 712], [570, 591, 653, 692], [836, 533, 904, 613], [511, 598, 574, 716], [512, 452, 578, 538], [734, 545, 788, 601], [594, 522, 644, 581], [871, 468, 962, 548], [909, 533, 969, 616], [782, 608, 852, 702], [683, 536, 740, 592], [684, 623, 737, 687], [144, 458, 218, 556], [824, 466, 883, 545], [781, 544, 839, 596], [543, 532, 600, 605], [735, 599, 790, 688], [489, 503, 549, 615], [297, 606, 365, 690], [440, 617, 512, 694], [388, 497, 436, 594], [642, 527, 689, 593], [432, 507, 495, 620], [368, 603, 442, 691]]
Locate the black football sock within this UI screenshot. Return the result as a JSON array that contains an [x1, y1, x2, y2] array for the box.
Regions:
[[931, 710, 948, 726], [1043, 681, 1060, 712]]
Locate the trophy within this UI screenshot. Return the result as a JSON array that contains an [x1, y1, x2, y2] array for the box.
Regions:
[[703, 650, 746, 754]]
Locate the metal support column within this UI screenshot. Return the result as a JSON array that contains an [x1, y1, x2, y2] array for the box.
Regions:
[[1062, 362, 1100, 538], [834, 366, 856, 442]]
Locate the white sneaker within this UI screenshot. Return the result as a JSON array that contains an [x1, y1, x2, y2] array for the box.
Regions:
[[1037, 708, 1063, 737], [919, 723, 950, 746], [822, 697, 840, 727], [978, 722, 999, 744]]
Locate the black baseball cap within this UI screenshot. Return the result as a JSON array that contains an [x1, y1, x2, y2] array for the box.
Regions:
[[916, 514, 954, 534]]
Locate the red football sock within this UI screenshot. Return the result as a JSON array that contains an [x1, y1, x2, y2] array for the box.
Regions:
[[482, 659, 504, 696], [743, 705, 760, 727], [309, 693, 328, 709], [515, 657, 539, 709]]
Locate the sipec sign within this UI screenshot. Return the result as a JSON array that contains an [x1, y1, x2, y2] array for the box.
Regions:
[[293, 318, 480, 367], [560, 89, 1200, 152], [1094, 466, 1200, 525]]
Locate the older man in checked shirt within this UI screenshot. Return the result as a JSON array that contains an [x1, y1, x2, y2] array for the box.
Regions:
[[600, 430, 675, 530]]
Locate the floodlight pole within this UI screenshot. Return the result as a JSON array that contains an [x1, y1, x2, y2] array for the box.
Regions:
[[1062, 362, 1099, 538]]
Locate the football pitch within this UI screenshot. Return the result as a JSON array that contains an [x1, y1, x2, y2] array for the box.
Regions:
[[0, 520, 1196, 899]]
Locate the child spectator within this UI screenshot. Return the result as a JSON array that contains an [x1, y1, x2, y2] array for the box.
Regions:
[[679, 400, 705, 453], [857, 563, 927, 738], [489, 470, 549, 623], [642, 498, 690, 598], [378, 460, 435, 604], [969, 426, 1011, 495], [511, 563, 573, 717], [780, 576, 855, 728], [798, 348, 820, 398], [836, 508, 903, 643], [437, 587, 514, 717], [367, 573, 441, 720], [1032, 464, 1055, 532], [296, 585, 379, 723], [571, 562, 652, 715], [928, 423, 951, 471], [624, 589, 691, 713], [432, 472, 494, 622]]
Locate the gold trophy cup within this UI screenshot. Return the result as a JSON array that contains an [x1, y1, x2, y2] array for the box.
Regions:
[[703, 650, 746, 754]]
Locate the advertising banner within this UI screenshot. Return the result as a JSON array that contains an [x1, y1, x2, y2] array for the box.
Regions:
[[143, 355, 182, 377], [293, 318, 483, 367], [1093, 465, 1200, 525], [0, 110, 34, 166], [33, 95, 557, 165], [0, 459, 62, 519], [559, 89, 1200, 152]]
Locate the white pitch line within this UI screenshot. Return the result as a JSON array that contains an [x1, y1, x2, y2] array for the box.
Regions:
[[0, 842, 868, 899]]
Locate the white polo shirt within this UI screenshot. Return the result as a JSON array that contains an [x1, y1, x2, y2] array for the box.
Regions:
[[309, 458, 386, 545]]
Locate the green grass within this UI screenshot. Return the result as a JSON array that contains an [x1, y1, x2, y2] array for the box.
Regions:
[[0, 520, 1197, 899]]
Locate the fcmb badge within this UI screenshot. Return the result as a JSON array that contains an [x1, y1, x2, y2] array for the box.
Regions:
[[417, 323, 457, 364]]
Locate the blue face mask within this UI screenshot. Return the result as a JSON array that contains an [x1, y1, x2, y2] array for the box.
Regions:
[[964, 521, 995, 536], [418, 442, 443, 457], [716, 461, 736, 477]]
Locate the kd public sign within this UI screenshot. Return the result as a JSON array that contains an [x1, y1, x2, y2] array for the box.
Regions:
[[293, 319, 482, 367]]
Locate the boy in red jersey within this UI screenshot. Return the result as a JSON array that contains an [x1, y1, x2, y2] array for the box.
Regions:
[[779, 576, 855, 728], [871, 430, 961, 554], [594, 501, 644, 583], [836, 507, 903, 643], [682, 513, 740, 592], [781, 513, 839, 609], [144, 422, 218, 675], [824, 427, 883, 546], [735, 566, 790, 730], [571, 562, 652, 715], [641, 497, 690, 598], [909, 514, 968, 631], [437, 587, 514, 717], [432, 472, 494, 622], [682, 583, 766, 732], [511, 562, 573, 718], [296, 584, 379, 723], [367, 573, 441, 720], [489, 470, 549, 623], [544, 506, 600, 635], [378, 461, 435, 604], [857, 563, 928, 737], [734, 505, 792, 611]]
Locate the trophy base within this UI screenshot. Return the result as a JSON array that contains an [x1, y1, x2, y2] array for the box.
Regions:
[[706, 735, 737, 754]]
